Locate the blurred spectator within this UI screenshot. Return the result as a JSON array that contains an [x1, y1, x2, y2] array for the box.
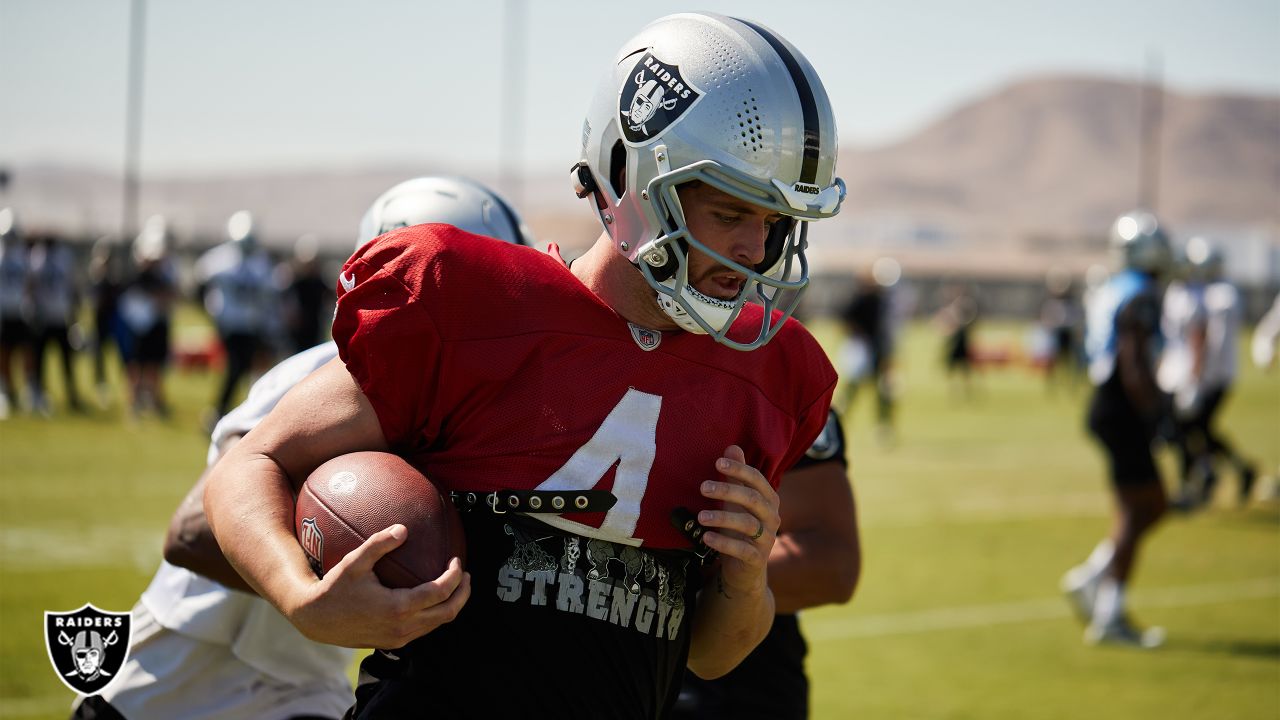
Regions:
[[88, 236, 128, 408], [0, 208, 34, 418], [1039, 267, 1084, 391], [119, 216, 178, 418], [197, 211, 280, 424], [27, 234, 84, 414], [836, 257, 904, 444], [278, 233, 334, 353]]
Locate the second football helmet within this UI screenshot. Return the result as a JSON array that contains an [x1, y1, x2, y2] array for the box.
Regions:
[[357, 176, 532, 250], [1109, 210, 1172, 276], [575, 12, 845, 350], [1183, 236, 1223, 282]]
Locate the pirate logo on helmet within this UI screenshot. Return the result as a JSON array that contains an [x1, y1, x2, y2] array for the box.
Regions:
[[44, 604, 132, 695], [618, 52, 703, 144]]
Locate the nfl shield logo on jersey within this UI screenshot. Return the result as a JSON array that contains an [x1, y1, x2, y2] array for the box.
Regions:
[[628, 322, 662, 352], [618, 51, 703, 144], [44, 604, 132, 696], [300, 517, 325, 576]]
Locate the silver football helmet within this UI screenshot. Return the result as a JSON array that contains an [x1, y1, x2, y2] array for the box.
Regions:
[[1183, 236, 1223, 282], [357, 176, 532, 250], [574, 12, 844, 350], [1109, 210, 1172, 276]]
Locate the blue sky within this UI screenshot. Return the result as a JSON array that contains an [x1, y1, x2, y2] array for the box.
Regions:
[[1, 0, 1276, 177]]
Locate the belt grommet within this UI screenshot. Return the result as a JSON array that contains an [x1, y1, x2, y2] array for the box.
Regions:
[[529, 496, 543, 510], [507, 495, 520, 508], [552, 496, 566, 510], [574, 495, 589, 510]]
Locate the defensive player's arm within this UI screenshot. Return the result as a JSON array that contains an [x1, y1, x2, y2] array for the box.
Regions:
[[203, 357, 470, 648], [769, 458, 859, 614], [164, 453, 257, 595], [768, 409, 859, 613], [686, 446, 780, 679]]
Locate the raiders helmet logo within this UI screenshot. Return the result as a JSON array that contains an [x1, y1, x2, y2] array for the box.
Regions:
[[618, 51, 703, 144], [44, 604, 132, 696]]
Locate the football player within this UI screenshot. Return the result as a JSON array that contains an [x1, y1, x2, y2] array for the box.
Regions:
[[204, 13, 844, 718], [1160, 237, 1256, 506], [1062, 210, 1172, 648], [71, 177, 531, 720]]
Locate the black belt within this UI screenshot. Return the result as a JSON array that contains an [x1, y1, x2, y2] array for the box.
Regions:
[[449, 489, 617, 514]]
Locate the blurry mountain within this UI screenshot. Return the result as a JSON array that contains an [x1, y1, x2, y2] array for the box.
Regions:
[[837, 74, 1279, 232], [4, 74, 1277, 278], [815, 75, 1279, 280]]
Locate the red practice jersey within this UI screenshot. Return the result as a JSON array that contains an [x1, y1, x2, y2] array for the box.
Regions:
[[333, 224, 836, 550]]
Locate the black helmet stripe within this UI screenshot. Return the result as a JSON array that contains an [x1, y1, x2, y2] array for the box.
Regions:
[[733, 18, 821, 184]]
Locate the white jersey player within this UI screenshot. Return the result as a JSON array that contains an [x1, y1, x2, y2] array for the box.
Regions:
[[71, 176, 531, 720]]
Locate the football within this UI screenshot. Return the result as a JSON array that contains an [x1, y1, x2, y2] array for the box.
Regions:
[[295, 451, 466, 589]]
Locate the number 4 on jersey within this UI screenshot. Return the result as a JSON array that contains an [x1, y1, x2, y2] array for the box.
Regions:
[[535, 388, 661, 540]]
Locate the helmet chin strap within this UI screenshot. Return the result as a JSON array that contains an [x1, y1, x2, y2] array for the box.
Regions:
[[654, 270, 739, 335]]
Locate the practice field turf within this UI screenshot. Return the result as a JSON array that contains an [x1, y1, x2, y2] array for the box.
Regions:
[[1, 316, 1276, 719]]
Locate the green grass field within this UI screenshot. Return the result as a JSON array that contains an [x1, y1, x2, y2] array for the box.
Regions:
[[1, 314, 1277, 719]]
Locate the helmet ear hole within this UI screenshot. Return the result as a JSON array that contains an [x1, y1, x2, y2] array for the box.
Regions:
[[608, 140, 628, 198]]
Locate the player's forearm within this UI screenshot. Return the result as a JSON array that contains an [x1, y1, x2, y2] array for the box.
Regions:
[[163, 467, 258, 594], [203, 451, 316, 616], [686, 573, 775, 679], [768, 531, 860, 614]]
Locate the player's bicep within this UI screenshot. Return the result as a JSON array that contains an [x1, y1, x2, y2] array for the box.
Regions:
[[237, 357, 390, 489], [778, 460, 856, 540]]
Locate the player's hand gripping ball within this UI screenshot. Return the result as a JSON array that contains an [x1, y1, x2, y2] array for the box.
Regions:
[[295, 451, 466, 588]]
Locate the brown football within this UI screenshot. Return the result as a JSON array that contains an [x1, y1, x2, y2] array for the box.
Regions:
[[295, 451, 466, 588]]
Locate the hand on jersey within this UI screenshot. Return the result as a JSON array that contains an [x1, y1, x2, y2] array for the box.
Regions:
[[697, 445, 780, 599], [290, 524, 471, 649]]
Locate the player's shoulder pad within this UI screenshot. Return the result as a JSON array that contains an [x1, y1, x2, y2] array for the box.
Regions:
[[792, 407, 847, 470]]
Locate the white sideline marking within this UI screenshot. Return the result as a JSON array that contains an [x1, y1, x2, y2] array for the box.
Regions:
[[803, 578, 1280, 640]]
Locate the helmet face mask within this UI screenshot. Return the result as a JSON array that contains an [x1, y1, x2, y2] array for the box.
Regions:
[[577, 13, 844, 350], [639, 166, 813, 349]]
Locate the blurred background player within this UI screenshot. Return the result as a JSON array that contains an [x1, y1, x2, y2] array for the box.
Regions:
[[1063, 209, 1172, 648], [837, 258, 904, 444], [1039, 266, 1084, 392], [1159, 237, 1256, 507], [0, 207, 34, 419], [672, 408, 859, 720], [88, 236, 127, 408], [27, 233, 84, 414], [935, 282, 979, 400], [117, 216, 178, 418], [71, 176, 532, 720], [197, 211, 280, 425], [279, 233, 335, 354], [1253, 292, 1280, 371]]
